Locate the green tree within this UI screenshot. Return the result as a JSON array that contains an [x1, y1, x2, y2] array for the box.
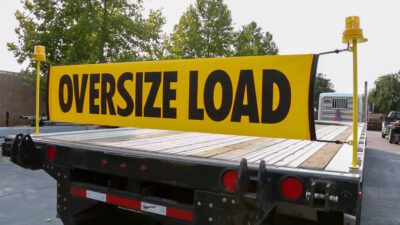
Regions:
[[7, 0, 165, 97], [314, 73, 335, 109], [168, 0, 279, 59], [233, 21, 278, 56], [368, 72, 400, 114], [168, 0, 234, 58]]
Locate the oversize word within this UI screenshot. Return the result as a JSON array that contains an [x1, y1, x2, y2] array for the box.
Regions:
[[58, 69, 291, 123]]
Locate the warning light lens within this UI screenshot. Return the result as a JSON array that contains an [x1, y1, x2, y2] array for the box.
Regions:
[[46, 146, 56, 161], [222, 170, 238, 191], [280, 177, 303, 200], [345, 16, 360, 29]]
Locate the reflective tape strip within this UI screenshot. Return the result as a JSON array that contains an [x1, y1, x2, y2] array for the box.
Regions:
[[167, 207, 194, 221], [141, 202, 166, 216], [70, 186, 86, 197], [70, 187, 193, 222], [87, 190, 106, 202], [106, 194, 141, 211]]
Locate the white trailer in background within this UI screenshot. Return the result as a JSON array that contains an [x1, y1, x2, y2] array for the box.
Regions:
[[318, 93, 366, 122]]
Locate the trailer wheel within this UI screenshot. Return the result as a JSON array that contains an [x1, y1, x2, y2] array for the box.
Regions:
[[317, 211, 343, 225]]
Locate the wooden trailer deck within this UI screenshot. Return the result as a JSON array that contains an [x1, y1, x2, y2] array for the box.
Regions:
[[32, 122, 366, 174]]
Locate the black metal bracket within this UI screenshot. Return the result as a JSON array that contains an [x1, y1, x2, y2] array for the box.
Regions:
[[234, 159, 276, 225], [43, 163, 73, 224], [193, 159, 276, 225], [10, 134, 23, 164], [10, 134, 42, 170], [236, 159, 271, 208], [236, 158, 253, 205], [194, 191, 237, 225]]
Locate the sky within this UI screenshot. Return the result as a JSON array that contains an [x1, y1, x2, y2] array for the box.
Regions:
[[1, 0, 399, 94]]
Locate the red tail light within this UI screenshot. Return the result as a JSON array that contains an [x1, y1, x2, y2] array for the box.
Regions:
[[222, 170, 238, 191], [280, 177, 303, 200], [46, 146, 56, 161]]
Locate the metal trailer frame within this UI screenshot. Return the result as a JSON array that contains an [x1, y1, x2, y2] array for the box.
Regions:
[[2, 132, 363, 225]]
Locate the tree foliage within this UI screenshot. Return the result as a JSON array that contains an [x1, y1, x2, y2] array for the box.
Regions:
[[168, 0, 234, 58], [7, 0, 166, 98], [233, 21, 278, 56], [368, 72, 400, 114], [314, 73, 335, 109], [8, 0, 166, 65], [8, 0, 280, 100], [168, 0, 278, 59]]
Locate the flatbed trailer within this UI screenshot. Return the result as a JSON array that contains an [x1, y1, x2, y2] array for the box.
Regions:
[[2, 121, 366, 225]]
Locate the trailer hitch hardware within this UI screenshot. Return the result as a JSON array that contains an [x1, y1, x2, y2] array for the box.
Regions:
[[306, 192, 339, 202], [307, 180, 338, 211]]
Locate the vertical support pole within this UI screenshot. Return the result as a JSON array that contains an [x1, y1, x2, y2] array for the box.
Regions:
[[35, 61, 41, 134], [351, 42, 358, 169], [364, 81, 368, 122]]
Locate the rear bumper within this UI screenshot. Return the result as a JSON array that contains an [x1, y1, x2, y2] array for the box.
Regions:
[[3, 134, 363, 224]]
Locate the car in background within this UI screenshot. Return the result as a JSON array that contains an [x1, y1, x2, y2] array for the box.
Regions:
[[382, 111, 400, 138]]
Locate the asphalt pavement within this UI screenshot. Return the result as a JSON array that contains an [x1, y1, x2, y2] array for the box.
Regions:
[[0, 125, 97, 225], [0, 128, 399, 225], [361, 131, 400, 225]]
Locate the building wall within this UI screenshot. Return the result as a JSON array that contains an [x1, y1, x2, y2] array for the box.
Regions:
[[0, 71, 47, 126]]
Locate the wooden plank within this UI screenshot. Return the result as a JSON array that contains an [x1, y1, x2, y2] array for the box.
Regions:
[[245, 125, 334, 163], [193, 137, 268, 157], [91, 130, 180, 144], [212, 138, 278, 160], [182, 136, 257, 156], [277, 125, 347, 167], [285, 126, 348, 167], [138, 133, 224, 151], [105, 132, 210, 150], [45, 128, 155, 141], [325, 125, 364, 172], [245, 139, 301, 163], [299, 126, 353, 169], [161, 135, 242, 154]]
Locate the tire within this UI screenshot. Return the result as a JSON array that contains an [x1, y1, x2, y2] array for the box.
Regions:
[[381, 133, 385, 138]]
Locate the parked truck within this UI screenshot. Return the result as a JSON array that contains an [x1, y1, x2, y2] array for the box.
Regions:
[[381, 111, 400, 139], [2, 55, 366, 225]]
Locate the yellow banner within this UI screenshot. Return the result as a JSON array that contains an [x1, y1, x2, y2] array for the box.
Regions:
[[48, 55, 318, 140]]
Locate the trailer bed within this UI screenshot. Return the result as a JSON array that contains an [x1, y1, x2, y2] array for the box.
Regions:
[[30, 122, 366, 175]]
